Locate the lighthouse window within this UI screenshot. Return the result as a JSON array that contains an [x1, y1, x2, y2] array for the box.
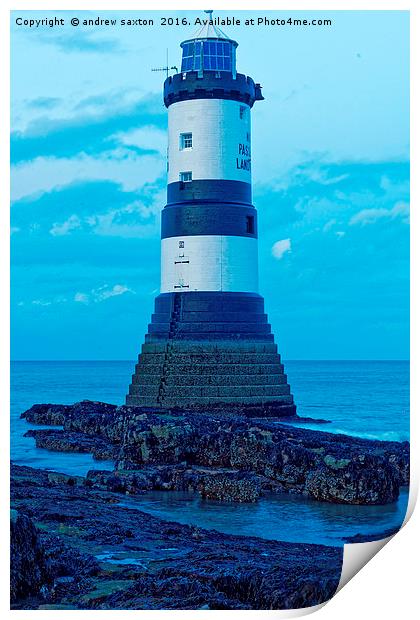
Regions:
[[180, 171, 192, 183], [246, 216, 255, 234], [181, 41, 204, 72], [180, 133, 193, 149], [239, 105, 247, 119], [181, 42, 197, 72], [202, 40, 232, 72], [182, 39, 234, 74]]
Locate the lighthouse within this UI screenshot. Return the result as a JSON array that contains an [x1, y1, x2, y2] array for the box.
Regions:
[[126, 14, 296, 416]]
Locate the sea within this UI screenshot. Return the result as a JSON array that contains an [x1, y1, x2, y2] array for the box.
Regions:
[[10, 360, 410, 547]]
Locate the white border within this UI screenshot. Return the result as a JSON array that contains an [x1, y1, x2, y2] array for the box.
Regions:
[[2, 2, 417, 618]]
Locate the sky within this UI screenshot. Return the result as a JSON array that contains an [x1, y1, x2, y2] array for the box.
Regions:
[[10, 10, 409, 360]]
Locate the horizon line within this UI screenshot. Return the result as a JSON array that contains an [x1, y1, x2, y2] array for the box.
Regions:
[[10, 358, 410, 363]]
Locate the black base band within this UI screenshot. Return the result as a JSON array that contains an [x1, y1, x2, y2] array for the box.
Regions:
[[147, 292, 271, 341]]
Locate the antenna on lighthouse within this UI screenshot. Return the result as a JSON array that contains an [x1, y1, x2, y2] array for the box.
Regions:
[[151, 48, 178, 78]]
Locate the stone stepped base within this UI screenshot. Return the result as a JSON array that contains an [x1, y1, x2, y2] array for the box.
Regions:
[[134, 362, 285, 376], [138, 352, 282, 364], [145, 332, 275, 342], [126, 292, 296, 415], [131, 372, 288, 386], [125, 394, 296, 415], [151, 311, 269, 323], [141, 341, 279, 354], [128, 383, 291, 399], [148, 322, 272, 334]]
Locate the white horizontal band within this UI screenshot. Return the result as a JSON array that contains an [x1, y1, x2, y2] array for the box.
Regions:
[[168, 99, 251, 184], [161, 235, 259, 293]]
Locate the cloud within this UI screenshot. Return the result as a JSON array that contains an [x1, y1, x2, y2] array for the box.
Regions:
[[49, 204, 161, 239], [27, 96, 61, 110], [350, 201, 410, 226], [11, 178, 164, 244], [22, 283, 134, 308], [12, 179, 158, 230], [74, 283, 133, 304], [37, 30, 122, 54], [87, 192, 165, 238], [257, 159, 410, 257], [97, 284, 132, 300], [271, 238, 291, 260], [323, 219, 336, 232], [11, 149, 164, 201], [293, 161, 350, 186], [50, 214, 82, 236], [10, 92, 167, 203], [10, 93, 165, 164], [74, 292, 89, 304], [114, 126, 167, 156]]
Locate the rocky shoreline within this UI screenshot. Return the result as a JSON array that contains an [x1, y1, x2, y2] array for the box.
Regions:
[[22, 400, 409, 505], [11, 464, 343, 610], [11, 400, 410, 609]]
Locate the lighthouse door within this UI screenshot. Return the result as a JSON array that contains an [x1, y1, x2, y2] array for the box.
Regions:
[[173, 249, 189, 290]]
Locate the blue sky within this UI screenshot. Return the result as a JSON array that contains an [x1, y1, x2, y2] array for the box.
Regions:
[[11, 10, 409, 360]]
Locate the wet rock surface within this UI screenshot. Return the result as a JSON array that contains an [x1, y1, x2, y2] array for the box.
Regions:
[[24, 429, 117, 460], [10, 510, 52, 604], [343, 528, 402, 544], [22, 400, 409, 505], [10, 464, 342, 610]]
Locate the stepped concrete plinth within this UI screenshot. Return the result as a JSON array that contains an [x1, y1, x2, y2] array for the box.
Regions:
[[126, 292, 296, 416]]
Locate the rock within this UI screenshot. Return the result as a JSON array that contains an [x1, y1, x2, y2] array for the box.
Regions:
[[305, 458, 400, 504], [21, 400, 410, 506], [43, 534, 100, 579], [11, 464, 342, 610], [343, 527, 401, 543], [86, 465, 262, 501], [198, 472, 261, 502], [276, 416, 331, 425], [323, 455, 351, 469], [47, 472, 85, 487], [86, 470, 153, 494], [10, 511, 52, 604], [24, 429, 116, 461], [21, 403, 72, 425]]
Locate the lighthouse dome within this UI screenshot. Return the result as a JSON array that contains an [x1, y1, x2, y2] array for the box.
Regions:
[[180, 11, 238, 76]]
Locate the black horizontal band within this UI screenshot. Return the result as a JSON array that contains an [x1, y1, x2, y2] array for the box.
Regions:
[[147, 292, 273, 343], [161, 203, 257, 239], [164, 71, 264, 108], [155, 291, 265, 313], [167, 179, 252, 206]]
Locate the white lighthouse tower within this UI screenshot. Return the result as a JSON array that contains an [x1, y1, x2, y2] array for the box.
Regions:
[[127, 14, 296, 416]]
